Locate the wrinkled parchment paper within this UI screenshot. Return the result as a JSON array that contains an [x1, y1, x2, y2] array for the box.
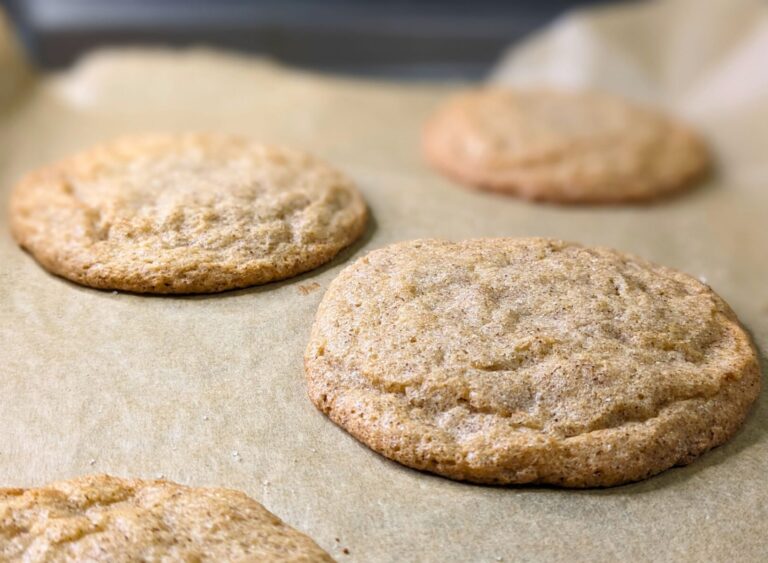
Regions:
[[1, 0, 767, 560]]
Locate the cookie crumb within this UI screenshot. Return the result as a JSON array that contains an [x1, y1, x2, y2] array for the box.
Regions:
[[298, 281, 322, 295], [342, 548, 350, 555]]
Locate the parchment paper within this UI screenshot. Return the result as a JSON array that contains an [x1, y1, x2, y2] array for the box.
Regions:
[[1, 1, 767, 560]]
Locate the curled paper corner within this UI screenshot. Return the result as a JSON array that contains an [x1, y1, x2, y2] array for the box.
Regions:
[[49, 47, 287, 111], [489, 2, 661, 102], [48, 48, 208, 110], [682, 16, 768, 119], [490, 10, 658, 104], [490, 0, 768, 118]]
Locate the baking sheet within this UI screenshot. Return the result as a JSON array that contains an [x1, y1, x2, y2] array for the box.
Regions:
[[1, 1, 767, 560]]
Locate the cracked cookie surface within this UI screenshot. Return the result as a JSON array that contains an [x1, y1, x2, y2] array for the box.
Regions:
[[305, 238, 760, 487], [423, 89, 709, 203], [10, 133, 367, 293], [0, 474, 334, 562]]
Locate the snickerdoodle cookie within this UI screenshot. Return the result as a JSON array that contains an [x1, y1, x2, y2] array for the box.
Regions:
[[0, 474, 333, 561], [10, 133, 367, 293], [423, 89, 709, 203], [305, 238, 760, 487]]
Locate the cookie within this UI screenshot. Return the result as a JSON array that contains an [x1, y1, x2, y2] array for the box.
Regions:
[[10, 133, 367, 293], [423, 89, 709, 203], [0, 474, 333, 561], [305, 238, 760, 487]]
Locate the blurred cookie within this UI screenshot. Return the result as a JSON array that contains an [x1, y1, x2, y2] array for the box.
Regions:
[[423, 89, 709, 203], [10, 133, 367, 293], [305, 238, 760, 487], [0, 474, 333, 561]]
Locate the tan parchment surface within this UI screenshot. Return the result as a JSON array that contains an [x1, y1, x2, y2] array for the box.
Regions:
[[1, 1, 767, 560]]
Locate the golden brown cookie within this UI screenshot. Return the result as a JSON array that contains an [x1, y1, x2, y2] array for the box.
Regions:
[[305, 238, 760, 487], [0, 474, 334, 561], [10, 133, 367, 293], [423, 89, 709, 203]]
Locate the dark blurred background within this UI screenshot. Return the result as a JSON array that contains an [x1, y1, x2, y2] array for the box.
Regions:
[[2, 0, 614, 79]]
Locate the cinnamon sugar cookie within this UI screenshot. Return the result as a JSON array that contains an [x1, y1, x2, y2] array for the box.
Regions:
[[10, 133, 367, 293], [0, 474, 333, 561], [305, 238, 760, 487], [423, 89, 709, 203]]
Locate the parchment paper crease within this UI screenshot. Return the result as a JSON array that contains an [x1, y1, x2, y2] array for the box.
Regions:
[[1, 0, 766, 560]]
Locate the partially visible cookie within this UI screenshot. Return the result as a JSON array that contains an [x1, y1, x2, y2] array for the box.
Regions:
[[305, 238, 760, 487], [423, 89, 709, 203], [0, 474, 334, 561], [10, 133, 367, 293]]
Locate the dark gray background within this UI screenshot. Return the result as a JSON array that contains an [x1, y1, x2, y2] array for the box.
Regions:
[[3, 0, 616, 79]]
